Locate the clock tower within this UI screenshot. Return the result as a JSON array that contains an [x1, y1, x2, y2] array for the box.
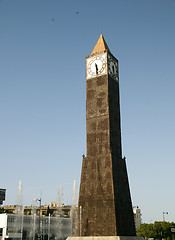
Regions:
[[75, 35, 136, 237]]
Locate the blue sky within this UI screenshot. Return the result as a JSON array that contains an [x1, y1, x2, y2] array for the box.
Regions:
[[0, 0, 175, 223]]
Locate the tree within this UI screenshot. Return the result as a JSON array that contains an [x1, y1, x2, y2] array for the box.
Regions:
[[137, 222, 175, 240], [137, 223, 154, 239], [0, 207, 5, 213]]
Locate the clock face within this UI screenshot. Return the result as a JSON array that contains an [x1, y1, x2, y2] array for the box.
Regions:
[[108, 53, 118, 82], [86, 52, 107, 79]]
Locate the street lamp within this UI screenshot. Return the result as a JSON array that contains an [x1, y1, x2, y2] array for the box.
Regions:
[[36, 198, 42, 239], [163, 211, 168, 221]]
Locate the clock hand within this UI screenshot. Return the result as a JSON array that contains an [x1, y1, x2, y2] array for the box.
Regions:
[[95, 63, 98, 75]]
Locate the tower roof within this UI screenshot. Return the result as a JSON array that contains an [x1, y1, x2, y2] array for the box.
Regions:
[[91, 34, 111, 55]]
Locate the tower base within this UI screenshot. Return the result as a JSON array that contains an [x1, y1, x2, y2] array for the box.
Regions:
[[67, 236, 144, 240]]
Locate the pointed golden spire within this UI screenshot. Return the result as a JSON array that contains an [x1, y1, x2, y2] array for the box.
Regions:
[[91, 34, 111, 55]]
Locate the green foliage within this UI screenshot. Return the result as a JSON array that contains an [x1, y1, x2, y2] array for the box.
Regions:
[[0, 208, 13, 214], [137, 221, 175, 240], [0, 208, 5, 213], [46, 206, 50, 216]]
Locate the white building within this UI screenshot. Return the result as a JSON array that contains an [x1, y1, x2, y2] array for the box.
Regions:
[[133, 206, 142, 230], [0, 213, 72, 240]]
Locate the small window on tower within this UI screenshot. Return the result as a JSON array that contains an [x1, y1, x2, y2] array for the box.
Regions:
[[112, 65, 115, 73]]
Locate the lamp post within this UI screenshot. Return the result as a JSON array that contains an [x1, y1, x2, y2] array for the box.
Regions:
[[36, 198, 42, 239], [80, 206, 82, 237], [163, 211, 168, 221], [48, 213, 50, 240]]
